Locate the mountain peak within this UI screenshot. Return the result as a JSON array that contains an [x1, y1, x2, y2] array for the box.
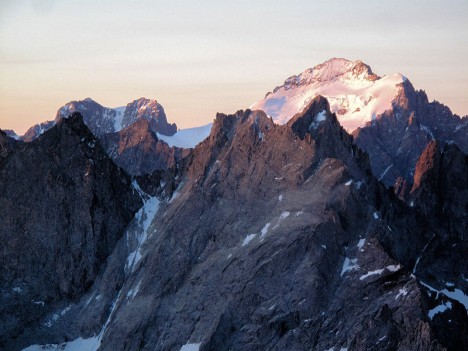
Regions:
[[122, 98, 177, 136], [276, 58, 379, 92], [250, 58, 407, 131]]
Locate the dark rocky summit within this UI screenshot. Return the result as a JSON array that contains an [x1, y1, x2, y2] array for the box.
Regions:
[[1, 97, 467, 351], [100, 118, 189, 176], [3, 129, 20, 140], [120, 98, 177, 136], [0, 113, 142, 349], [21, 120, 55, 142]]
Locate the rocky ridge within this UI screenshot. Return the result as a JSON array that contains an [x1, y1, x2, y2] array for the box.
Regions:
[[100, 118, 190, 175], [4, 97, 467, 350], [250, 58, 467, 187], [20, 97, 177, 142], [0, 113, 142, 349]]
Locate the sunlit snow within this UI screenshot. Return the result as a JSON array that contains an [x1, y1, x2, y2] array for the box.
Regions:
[[157, 123, 212, 148], [250, 58, 406, 132]]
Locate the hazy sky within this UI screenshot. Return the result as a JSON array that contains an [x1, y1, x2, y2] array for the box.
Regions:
[[1, 0, 467, 134]]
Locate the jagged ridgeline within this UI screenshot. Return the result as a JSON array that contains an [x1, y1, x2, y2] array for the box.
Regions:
[[1, 91, 466, 351]]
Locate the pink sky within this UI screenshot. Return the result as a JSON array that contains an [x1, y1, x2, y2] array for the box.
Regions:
[[1, 0, 467, 134]]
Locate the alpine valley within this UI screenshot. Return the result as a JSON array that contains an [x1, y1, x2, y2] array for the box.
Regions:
[[1, 58, 467, 351]]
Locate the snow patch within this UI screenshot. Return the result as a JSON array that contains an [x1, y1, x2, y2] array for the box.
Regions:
[[357, 239, 365, 250], [242, 234, 257, 246], [428, 301, 452, 320], [112, 106, 126, 131], [180, 343, 201, 351], [341, 257, 359, 277], [126, 280, 142, 300], [60, 305, 71, 316], [273, 211, 290, 229], [126, 190, 161, 273], [441, 288, 468, 311], [157, 123, 212, 149], [22, 336, 101, 351], [344, 179, 353, 186], [250, 59, 405, 132], [309, 110, 327, 129], [359, 268, 384, 280], [260, 223, 271, 239], [395, 288, 408, 300], [387, 264, 401, 272], [359, 264, 400, 280]]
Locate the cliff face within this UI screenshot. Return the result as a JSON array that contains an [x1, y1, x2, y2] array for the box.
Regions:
[[100, 118, 189, 176], [0, 113, 142, 348], [407, 141, 468, 241], [21, 97, 177, 142], [353, 80, 467, 187]]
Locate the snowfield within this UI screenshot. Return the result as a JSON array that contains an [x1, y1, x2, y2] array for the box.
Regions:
[[158, 123, 212, 149], [250, 58, 406, 132]]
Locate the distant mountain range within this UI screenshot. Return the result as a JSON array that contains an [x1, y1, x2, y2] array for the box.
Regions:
[[9, 97, 211, 175], [0, 59, 466, 351], [21, 97, 177, 141]]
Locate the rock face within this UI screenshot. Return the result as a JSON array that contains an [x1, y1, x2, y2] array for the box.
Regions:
[[7, 97, 467, 351], [120, 98, 177, 136], [100, 118, 190, 175], [21, 97, 177, 141], [250, 58, 467, 187], [407, 141, 468, 241], [0, 113, 142, 349], [353, 80, 467, 186], [21, 120, 55, 142], [3, 129, 20, 140]]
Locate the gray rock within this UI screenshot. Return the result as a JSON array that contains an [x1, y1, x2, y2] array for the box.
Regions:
[[3, 99, 467, 350], [20, 97, 177, 142], [353, 80, 467, 187], [0, 113, 142, 349], [100, 118, 189, 176]]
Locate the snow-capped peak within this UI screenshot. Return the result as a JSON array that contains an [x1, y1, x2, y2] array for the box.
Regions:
[[250, 58, 407, 132], [276, 58, 379, 93]]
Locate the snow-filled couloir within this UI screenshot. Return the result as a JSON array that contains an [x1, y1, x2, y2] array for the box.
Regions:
[[250, 58, 407, 132]]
